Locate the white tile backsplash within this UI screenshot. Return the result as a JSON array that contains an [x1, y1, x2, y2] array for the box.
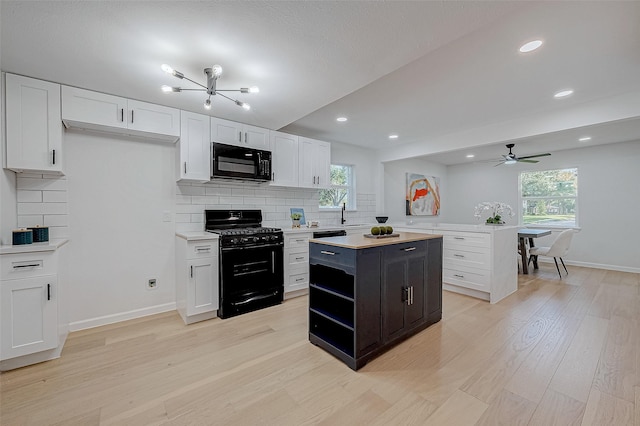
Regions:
[[175, 181, 377, 232], [15, 174, 69, 238]]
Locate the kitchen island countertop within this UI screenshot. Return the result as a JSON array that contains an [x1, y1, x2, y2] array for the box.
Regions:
[[309, 231, 442, 249]]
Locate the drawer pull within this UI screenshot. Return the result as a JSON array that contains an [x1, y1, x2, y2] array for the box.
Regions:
[[295, 277, 305, 282], [195, 246, 211, 252], [295, 239, 306, 243], [13, 264, 41, 269], [454, 274, 465, 278], [320, 250, 336, 256], [454, 254, 465, 258], [454, 237, 465, 240], [295, 257, 305, 261], [403, 247, 416, 252]]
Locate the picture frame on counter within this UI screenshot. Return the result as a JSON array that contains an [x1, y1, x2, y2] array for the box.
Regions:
[[290, 208, 306, 225]]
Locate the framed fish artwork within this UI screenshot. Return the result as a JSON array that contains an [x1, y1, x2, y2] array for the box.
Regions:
[[406, 172, 440, 216]]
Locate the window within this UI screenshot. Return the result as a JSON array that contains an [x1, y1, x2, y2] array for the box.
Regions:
[[520, 168, 578, 227], [319, 164, 356, 209]]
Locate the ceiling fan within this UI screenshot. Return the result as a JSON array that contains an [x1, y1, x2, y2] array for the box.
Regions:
[[494, 143, 551, 166]]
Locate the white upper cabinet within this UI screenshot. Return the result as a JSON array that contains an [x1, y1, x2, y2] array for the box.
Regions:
[[178, 111, 211, 182], [5, 74, 63, 174], [61, 86, 180, 142], [210, 116, 270, 150], [298, 137, 331, 189], [270, 131, 299, 187]]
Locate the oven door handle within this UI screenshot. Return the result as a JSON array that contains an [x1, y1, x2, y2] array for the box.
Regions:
[[220, 243, 283, 252], [231, 291, 279, 307]]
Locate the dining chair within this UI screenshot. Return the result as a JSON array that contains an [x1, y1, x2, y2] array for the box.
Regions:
[[528, 229, 574, 278]]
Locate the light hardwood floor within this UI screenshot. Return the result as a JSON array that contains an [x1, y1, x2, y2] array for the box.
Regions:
[[1, 264, 639, 425]]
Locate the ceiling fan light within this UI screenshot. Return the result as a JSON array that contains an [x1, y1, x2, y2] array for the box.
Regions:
[[249, 86, 259, 93], [505, 159, 517, 165], [204, 98, 212, 110], [161, 64, 173, 74], [235, 100, 250, 110], [161, 85, 172, 93]]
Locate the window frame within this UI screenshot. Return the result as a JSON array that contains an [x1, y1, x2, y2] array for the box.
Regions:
[[319, 163, 357, 211], [518, 167, 579, 228]]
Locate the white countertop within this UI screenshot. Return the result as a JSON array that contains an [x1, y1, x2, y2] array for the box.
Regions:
[[283, 224, 373, 234], [175, 231, 220, 241], [0, 239, 69, 255], [391, 222, 519, 234]]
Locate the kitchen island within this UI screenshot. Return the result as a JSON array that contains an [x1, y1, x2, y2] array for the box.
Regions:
[[308, 232, 442, 370]]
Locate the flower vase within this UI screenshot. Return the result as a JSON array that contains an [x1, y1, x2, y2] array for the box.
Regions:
[[292, 219, 301, 228]]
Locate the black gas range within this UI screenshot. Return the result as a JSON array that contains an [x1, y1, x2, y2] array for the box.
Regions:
[[205, 210, 284, 319]]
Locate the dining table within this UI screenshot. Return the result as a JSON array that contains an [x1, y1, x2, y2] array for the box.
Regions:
[[518, 228, 552, 274]]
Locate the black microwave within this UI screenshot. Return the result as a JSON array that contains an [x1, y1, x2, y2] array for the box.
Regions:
[[211, 142, 272, 181]]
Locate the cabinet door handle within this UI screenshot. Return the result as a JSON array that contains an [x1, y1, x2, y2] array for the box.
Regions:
[[454, 254, 465, 258], [317, 176, 320, 185], [320, 250, 335, 256], [52, 149, 56, 165], [454, 274, 465, 279], [244, 133, 247, 143], [131, 110, 134, 123], [403, 247, 416, 252], [121, 108, 124, 122], [184, 162, 187, 174], [239, 131, 242, 142], [190, 265, 193, 278], [47, 283, 51, 301], [13, 263, 40, 269], [454, 237, 465, 240]]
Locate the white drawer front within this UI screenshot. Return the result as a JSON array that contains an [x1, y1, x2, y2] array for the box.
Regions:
[[287, 271, 309, 292], [1, 252, 56, 280], [288, 251, 309, 267], [285, 234, 310, 251], [186, 241, 217, 259], [442, 231, 490, 249], [443, 247, 490, 270], [443, 267, 490, 292]]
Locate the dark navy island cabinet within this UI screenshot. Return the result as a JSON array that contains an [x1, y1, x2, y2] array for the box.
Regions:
[[308, 235, 443, 370]]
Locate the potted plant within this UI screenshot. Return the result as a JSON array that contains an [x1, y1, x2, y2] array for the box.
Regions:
[[473, 202, 514, 225], [291, 212, 302, 228]]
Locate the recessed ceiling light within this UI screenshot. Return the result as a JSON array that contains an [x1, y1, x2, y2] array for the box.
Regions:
[[519, 40, 543, 53], [336, 117, 347, 122], [466, 154, 475, 158], [554, 89, 574, 98], [389, 134, 399, 139], [578, 136, 592, 142]]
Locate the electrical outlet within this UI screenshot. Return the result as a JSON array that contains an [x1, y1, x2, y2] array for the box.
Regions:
[[147, 279, 157, 290]]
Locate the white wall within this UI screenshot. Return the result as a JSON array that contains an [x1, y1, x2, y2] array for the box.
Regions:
[[64, 131, 177, 329], [382, 157, 448, 224], [446, 140, 640, 271]]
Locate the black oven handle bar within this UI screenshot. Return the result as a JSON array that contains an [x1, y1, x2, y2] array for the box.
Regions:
[[220, 242, 283, 251], [230, 291, 280, 307]]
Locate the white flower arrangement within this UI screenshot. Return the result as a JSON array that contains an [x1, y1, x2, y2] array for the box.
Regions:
[[474, 201, 515, 224]]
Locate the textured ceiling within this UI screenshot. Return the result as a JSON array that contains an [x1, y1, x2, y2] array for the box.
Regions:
[[2, 1, 639, 164]]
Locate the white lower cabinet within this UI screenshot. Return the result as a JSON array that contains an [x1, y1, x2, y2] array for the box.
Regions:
[[1, 275, 58, 360], [0, 244, 67, 371], [176, 236, 219, 324], [284, 232, 312, 297], [395, 225, 517, 303]]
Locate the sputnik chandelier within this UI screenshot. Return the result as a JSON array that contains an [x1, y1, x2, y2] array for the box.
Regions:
[[161, 64, 259, 111]]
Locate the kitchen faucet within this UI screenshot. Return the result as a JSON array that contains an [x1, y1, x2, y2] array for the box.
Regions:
[[341, 202, 346, 224]]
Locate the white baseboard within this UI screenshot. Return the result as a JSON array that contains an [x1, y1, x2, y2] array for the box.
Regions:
[[69, 302, 177, 332], [536, 258, 640, 274]]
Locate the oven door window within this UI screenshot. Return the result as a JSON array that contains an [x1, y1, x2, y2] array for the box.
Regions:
[[220, 245, 284, 297]]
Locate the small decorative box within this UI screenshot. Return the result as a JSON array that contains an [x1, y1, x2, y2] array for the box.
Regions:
[[12, 228, 33, 245], [28, 226, 49, 242]]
